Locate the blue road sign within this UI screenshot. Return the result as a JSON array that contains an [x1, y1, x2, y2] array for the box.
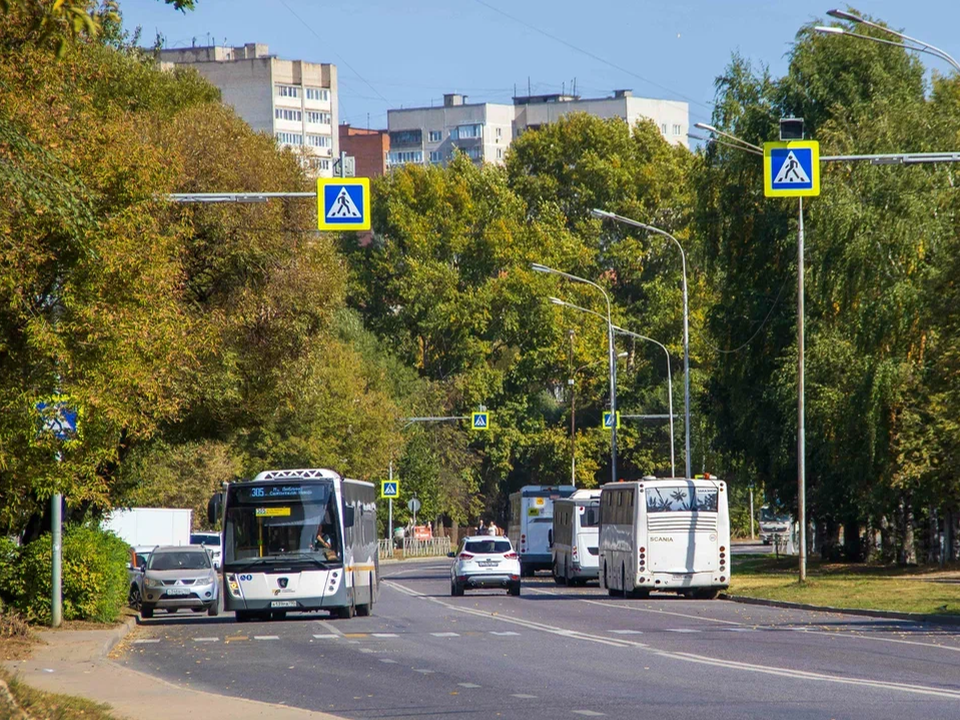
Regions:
[[35, 396, 80, 441], [317, 178, 371, 231], [602, 411, 621, 430], [763, 141, 820, 197], [471, 412, 490, 431], [381, 480, 400, 499]]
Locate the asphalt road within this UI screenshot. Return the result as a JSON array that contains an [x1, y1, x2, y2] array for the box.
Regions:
[[119, 560, 960, 720]]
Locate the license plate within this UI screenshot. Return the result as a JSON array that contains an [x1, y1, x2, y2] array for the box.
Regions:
[[164, 587, 191, 596], [270, 600, 297, 608], [477, 561, 499, 567]]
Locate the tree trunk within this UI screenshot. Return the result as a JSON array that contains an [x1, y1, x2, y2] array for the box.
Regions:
[[843, 520, 862, 562], [947, 511, 958, 563], [928, 507, 940, 566], [901, 496, 917, 565], [880, 515, 896, 563]]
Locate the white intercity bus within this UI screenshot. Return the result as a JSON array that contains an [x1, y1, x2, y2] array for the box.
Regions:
[[551, 488, 602, 585], [598, 476, 729, 599], [209, 468, 378, 622], [508, 485, 576, 576]]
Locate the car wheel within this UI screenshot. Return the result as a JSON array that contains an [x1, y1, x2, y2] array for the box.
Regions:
[[140, 605, 154, 619], [191, 607, 204, 613], [128, 585, 142, 610], [508, 582, 521, 597], [166, 608, 178, 614], [207, 600, 220, 617], [451, 580, 464, 597]]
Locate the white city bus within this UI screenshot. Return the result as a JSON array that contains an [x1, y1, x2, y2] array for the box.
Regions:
[[598, 477, 729, 599], [551, 489, 601, 585], [210, 468, 378, 622], [508, 485, 576, 576]]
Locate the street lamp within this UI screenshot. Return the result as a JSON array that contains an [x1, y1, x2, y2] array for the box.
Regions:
[[532, 263, 619, 484], [551, 297, 676, 478], [590, 210, 692, 480], [815, 10, 960, 73]]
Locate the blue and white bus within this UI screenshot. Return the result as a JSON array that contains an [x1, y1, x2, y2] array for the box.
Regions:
[[210, 468, 378, 622]]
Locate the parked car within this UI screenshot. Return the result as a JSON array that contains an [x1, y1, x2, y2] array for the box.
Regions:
[[190, 532, 222, 569], [449, 536, 521, 596], [138, 545, 219, 619], [126, 547, 152, 611]]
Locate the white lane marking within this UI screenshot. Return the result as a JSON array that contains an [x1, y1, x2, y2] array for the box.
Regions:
[[133, 639, 160, 644], [723, 628, 758, 632], [193, 637, 219, 642], [458, 683, 481, 688], [489, 631, 521, 636], [254, 635, 279, 640], [572, 711, 605, 717], [360, 648, 375, 654], [383, 579, 960, 700], [413, 669, 435, 674], [791, 627, 960, 654], [431, 632, 460, 637], [318, 621, 346, 637], [313, 634, 339, 640], [511, 694, 538, 699], [380, 659, 398, 664], [372, 633, 399, 638], [382, 564, 448, 579], [609, 630, 643, 635], [665, 629, 702, 633]]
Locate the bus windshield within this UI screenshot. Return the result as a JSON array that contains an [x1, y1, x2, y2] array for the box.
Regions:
[[580, 504, 600, 527], [223, 481, 342, 569], [646, 485, 719, 513]]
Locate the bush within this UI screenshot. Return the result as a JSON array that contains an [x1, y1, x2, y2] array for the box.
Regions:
[[9, 525, 129, 624]]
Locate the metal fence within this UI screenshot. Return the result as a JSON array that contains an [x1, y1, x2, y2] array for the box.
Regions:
[[377, 536, 452, 560], [378, 539, 392, 559]]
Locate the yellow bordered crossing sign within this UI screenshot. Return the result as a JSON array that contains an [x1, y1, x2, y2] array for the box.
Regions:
[[602, 411, 621, 430], [763, 141, 820, 198], [317, 177, 371, 231], [381, 480, 400, 499], [471, 412, 490, 431]]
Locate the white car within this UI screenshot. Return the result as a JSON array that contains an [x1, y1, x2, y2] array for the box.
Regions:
[[190, 532, 222, 569], [449, 536, 521, 596]]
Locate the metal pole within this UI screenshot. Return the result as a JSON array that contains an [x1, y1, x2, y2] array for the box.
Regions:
[[569, 330, 576, 486], [665, 350, 675, 478], [52, 491, 62, 628], [680, 257, 691, 479], [388, 461, 394, 546], [749, 487, 755, 540], [797, 196, 807, 583], [607, 309, 618, 484]]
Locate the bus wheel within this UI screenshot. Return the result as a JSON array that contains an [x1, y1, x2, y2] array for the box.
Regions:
[[695, 587, 721, 600], [235, 610, 251, 623], [335, 603, 355, 619], [357, 574, 374, 616], [553, 563, 566, 585]]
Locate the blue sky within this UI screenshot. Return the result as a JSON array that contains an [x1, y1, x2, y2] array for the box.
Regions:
[[120, 0, 960, 130]]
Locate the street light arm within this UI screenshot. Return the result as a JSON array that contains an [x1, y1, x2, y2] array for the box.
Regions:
[[815, 26, 960, 72], [821, 12, 960, 73], [692, 123, 764, 153]]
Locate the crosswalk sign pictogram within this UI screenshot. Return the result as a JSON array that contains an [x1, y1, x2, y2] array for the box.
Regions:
[[34, 395, 81, 443], [602, 411, 621, 430], [381, 480, 400, 499], [764, 141, 820, 197], [471, 412, 490, 431], [317, 178, 371, 231]]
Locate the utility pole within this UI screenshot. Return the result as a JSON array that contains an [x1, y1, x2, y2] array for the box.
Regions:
[[568, 329, 576, 486]]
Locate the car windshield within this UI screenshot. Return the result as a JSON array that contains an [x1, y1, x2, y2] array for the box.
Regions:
[[191, 533, 220, 545], [465, 540, 512, 554], [148, 551, 211, 571]]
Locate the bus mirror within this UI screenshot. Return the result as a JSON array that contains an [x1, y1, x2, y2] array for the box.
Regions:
[[207, 492, 222, 525], [343, 506, 356, 528]]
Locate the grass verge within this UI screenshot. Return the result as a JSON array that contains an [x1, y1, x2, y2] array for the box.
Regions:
[[0, 668, 120, 720], [730, 555, 960, 616]]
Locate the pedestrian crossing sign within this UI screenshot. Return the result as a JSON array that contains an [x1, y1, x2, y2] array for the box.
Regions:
[[317, 177, 371, 231], [602, 411, 621, 430], [381, 480, 400, 499], [471, 412, 490, 431], [764, 141, 819, 197]]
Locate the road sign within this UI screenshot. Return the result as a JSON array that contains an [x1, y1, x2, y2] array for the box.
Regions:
[[471, 412, 490, 431], [35, 396, 80, 442], [317, 178, 371, 231], [764, 141, 820, 197], [407, 497, 421, 514], [381, 480, 400, 499], [602, 411, 621, 430]]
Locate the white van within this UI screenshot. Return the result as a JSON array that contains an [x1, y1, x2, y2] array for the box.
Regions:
[[507, 485, 576, 576], [551, 488, 601, 585]]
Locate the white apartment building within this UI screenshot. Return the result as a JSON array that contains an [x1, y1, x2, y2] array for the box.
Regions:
[[386, 89, 688, 169], [387, 94, 515, 168], [158, 43, 339, 177]]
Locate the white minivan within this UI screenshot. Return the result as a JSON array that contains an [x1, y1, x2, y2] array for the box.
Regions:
[[551, 488, 601, 585]]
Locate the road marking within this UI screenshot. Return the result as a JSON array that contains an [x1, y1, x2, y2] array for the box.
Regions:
[[313, 634, 339, 640], [372, 633, 399, 638], [343, 633, 368, 638], [413, 669, 435, 674], [431, 632, 460, 637], [380, 659, 398, 664], [254, 635, 279, 640], [384, 579, 960, 700], [572, 711, 605, 717], [723, 628, 758, 632], [665, 629, 702, 633], [511, 694, 538, 699], [133, 639, 160, 644], [224, 636, 248, 643], [193, 637, 219, 642], [360, 648, 375, 654], [489, 631, 521, 636], [457, 683, 481, 688], [609, 630, 643, 635]]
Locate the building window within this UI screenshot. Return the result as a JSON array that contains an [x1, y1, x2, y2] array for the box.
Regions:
[[306, 111, 331, 124], [456, 123, 483, 139], [496, 127, 502, 137], [429, 150, 443, 163], [276, 84, 300, 99], [305, 87, 330, 101], [276, 132, 303, 145], [388, 150, 423, 165], [497, 148, 503, 160], [465, 147, 482, 160], [661, 123, 667, 135], [307, 134, 332, 148], [673, 124, 682, 136], [428, 130, 442, 143], [275, 108, 302, 122], [390, 129, 422, 146]]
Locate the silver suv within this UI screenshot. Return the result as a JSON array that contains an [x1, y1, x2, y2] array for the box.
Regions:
[[139, 546, 220, 619]]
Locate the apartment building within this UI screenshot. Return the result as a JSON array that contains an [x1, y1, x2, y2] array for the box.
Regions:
[[386, 94, 515, 168], [339, 125, 390, 178], [158, 43, 339, 177], [386, 88, 689, 169]]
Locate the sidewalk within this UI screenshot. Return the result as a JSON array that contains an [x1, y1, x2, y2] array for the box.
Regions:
[[3, 618, 344, 720]]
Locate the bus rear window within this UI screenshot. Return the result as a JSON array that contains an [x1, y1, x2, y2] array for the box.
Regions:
[[646, 486, 719, 513]]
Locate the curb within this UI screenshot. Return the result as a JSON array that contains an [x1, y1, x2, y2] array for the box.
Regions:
[[100, 614, 138, 658], [722, 593, 960, 626]]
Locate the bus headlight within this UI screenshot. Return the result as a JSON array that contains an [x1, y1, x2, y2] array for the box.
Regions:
[[226, 574, 242, 598]]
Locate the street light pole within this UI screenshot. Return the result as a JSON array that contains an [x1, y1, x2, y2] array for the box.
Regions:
[[590, 210, 692, 479], [533, 264, 618, 484], [551, 297, 676, 478]]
